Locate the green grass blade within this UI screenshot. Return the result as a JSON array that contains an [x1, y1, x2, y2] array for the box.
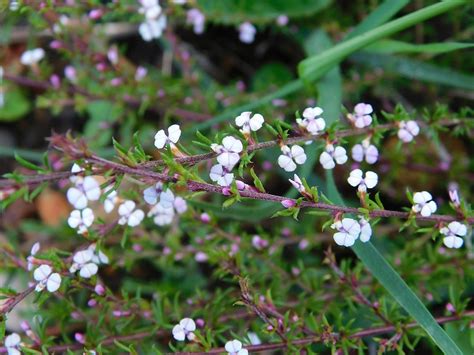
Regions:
[[190, 1, 454, 132], [298, 1, 466, 82], [351, 52, 474, 90], [366, 40, 474, 54], [344, 0, 410, 40], [324, 172, 462, 354]]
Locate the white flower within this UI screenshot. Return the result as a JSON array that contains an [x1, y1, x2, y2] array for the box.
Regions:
[[172, 318, 196, 341], [247, 332, 261, 345], [67, 176, 101, 209], [225, 339, 248, 355], [398, 120, 420, 143], [347, 169, 378, 192], [104, 188, 119, 213], [173, 196, 187, 214], [143, 182, 175, 208], [20, 48, 45, 66], [154, 124, 181, 149], [53, 15, 69, 33], [5, 333, 21, 355], [186, 8, 205, 35], [235, 112, 264, 133], [9, 1, 20, 11], [68, 208, 94, 234], [412, 191, 437, 217], [27, 242, 40, 271], [278, 145, 307, 172], [351, 139, 379, 164], [138, 0, 162, 20], [331, 218, 361, 247], [139, 17, 167, 41], [118, 200, 145, 227], [211, 136, 243, 169], [359, 218, 372, 242], [70, 249, 98, 278], [440, 221, 467, 249], [210, 164, 234, 187], [239, 22, 256, 43], [148, 203, 175, 226], [297, 107, 326, 136], [69, 163, 84, 183], [88, 244, 109, 265], [33, 264, 61, 292], [319, 144, 347, 169], [289, 174, 306, 193], [349, 103, 373, 128]]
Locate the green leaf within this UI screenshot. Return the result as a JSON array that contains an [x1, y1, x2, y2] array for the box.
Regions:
[[85, 100, 120, 148], [197, 0, 330, 24], [298, 1, 466, 83], [350, 52, 474, 90], [251, 62, 294, 92], [366, 40, 474, 54], [14, 153, 44, 172], [249, 168, 265, 193], [344, 0, 410, 40], [0, 88, 31, 121], [324, 172, 461, 354]]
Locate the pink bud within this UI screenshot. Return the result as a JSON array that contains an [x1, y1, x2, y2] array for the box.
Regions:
[[222, 187, 231, 196], [298, 239, 309, 250], [20, 321, 31, 331], [110, 77, 122, 86], [235, 180, 246, 190], [71, 311, 81, 320], [446, 303, 455, 313], [88, 9, 103, 20], [75, 333, 85, 344], [195, 251, 208, 262], [291, 267, 300, 276], [276, 15, 289, 26], [200, 213, 210, 223], [96, 62, 107, 72], [281, 199, 296, 208], [64, 65, 77, 82], [196, 318, 205, 328], [50, 74, 61, 89], [236, 80, 246, 92], [262, 161, 273, 171], [135, 66, 147, 81], [132, 244, 143, 252], [88, 299, 97, 307], [94, 284, 105, 296], [50, 40, 63, 49]]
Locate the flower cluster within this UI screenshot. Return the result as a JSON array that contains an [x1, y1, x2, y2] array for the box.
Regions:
[[331, 217, 372, 247], [138, 0, 167, 41], [296, 106, 326, 135]]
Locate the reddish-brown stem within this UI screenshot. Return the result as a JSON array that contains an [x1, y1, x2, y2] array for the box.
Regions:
[[3, 73, 211, 121], [326, 249, 392, 325], [0, 285, 35, 315]]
